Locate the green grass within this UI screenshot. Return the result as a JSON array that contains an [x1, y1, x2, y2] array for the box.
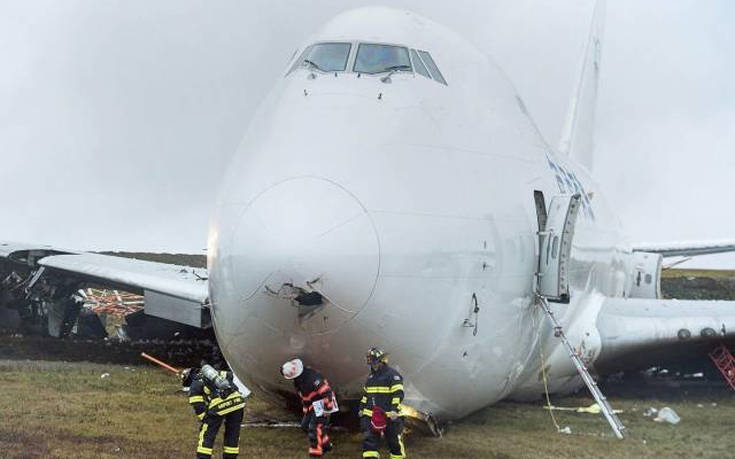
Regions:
[[662, 268, 735, 279], [1, 360, 733, 458]]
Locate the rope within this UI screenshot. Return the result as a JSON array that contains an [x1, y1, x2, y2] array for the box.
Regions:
[[533, 294, 561, 432], [540, 344, 561, 432]]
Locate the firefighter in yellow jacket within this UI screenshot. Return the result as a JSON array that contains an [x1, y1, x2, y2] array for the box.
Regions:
[[358, 347, 406, 459], [181, 364, 246, 458]]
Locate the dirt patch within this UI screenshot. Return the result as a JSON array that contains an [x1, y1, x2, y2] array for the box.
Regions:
[[0, 333, 223, 369]]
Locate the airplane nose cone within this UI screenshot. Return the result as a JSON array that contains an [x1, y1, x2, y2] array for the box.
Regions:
[[222, 176, 380, 336]]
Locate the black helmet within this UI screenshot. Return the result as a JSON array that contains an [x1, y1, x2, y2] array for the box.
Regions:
[[180, 367, 199, 387], [366, 347, 388, 365]]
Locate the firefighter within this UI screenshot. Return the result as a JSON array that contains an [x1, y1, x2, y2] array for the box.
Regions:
[[281, 358, 335, 457], [181, 364, 246, 458], [359, 347, 406, 459]]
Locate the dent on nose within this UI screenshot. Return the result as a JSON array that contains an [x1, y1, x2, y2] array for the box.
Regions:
[[229, 176, 380, 334]]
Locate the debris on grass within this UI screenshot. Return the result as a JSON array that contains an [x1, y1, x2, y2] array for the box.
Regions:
[[653, 407, 680, 424], [544, 403, 623, 414]]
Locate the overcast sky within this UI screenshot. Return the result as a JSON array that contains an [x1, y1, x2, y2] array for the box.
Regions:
[[1, 1, 733, 267]]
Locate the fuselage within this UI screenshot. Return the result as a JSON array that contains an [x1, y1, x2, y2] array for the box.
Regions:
[[207, 7, 631, 420]]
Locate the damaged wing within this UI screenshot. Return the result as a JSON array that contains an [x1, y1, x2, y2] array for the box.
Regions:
[[595, 297, 735, 372], [632, 239, 735, 257], [39, 253, 207, 303], [0, 242, 208, 330]]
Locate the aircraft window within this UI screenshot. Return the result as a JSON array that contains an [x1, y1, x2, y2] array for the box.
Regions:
[[289, 42, 352, 73], [410, 49, 430, 79], [354, 43, 412, 74], [417, 50, 447, 85]]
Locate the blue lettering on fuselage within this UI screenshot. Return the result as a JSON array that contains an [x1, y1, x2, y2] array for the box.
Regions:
[[546, 154, 595, 220]]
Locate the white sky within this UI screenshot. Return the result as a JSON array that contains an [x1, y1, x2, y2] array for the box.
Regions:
[[1, 1, 733, 267]]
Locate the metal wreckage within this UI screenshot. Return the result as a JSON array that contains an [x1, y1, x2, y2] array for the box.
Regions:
[[0, 246, 208, 341]]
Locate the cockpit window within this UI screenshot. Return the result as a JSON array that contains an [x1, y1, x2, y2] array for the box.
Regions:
[[289, 42, 352, 73], [410, 49, 430, 79], [354, 43, 412, 74], [417, 50, 447, 85]]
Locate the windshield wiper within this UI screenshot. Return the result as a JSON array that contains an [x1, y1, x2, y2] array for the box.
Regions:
[[303, 59, 326, 72], [361, 64, 412, 76], [379, 64, 412, 83], [381, 64, 411, 73]]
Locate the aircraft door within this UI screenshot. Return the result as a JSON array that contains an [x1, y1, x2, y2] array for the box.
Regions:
[[534, 192, 582, 303], [628, 251, 663, 299]]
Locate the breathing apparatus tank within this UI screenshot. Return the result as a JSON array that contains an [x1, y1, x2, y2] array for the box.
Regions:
[[200, 364, 234, 397]]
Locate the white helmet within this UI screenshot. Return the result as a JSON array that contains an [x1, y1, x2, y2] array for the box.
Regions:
[[280, 358, 304, 380]]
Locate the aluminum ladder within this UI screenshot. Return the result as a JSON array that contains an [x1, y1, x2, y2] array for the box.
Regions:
[[536, 295, 627, 439]]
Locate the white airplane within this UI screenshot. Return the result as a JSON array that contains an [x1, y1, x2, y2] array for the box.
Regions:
[[3, 2, 735, 428]]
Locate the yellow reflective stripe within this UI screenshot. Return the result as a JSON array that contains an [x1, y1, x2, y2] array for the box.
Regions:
[[209, 391, 243, 408], [360, 396, 367, 403], [197, 412, 205, 420], [363, 451, 380, 458], [364, 386, 391, 394], [364, 384, 403, 394], [392, 397, 401, 405], [223, 446, 239, 454], [198, 423, 210, 455], [189, 395, 205, 403], [390, 384, 403, 393], [361, 409, 373, 417], [392, 435, 406, 459], [217, 402, 245, 415]]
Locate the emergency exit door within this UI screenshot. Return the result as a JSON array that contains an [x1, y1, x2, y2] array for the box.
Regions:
[[534, 192, 582, 303]]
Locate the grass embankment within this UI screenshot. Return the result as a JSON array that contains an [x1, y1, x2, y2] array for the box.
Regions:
[[661, 269, 735, 300], [662, 268, 735, 279], [1, 360, 733, 458]]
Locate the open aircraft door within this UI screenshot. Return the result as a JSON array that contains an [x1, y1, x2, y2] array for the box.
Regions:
[[534, 192, 582, 303]]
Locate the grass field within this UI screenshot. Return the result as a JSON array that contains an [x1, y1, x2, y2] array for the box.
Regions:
[[661, 268, 735, 279], [1, 359, 733, 458], [1, 267, 732, 458]]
